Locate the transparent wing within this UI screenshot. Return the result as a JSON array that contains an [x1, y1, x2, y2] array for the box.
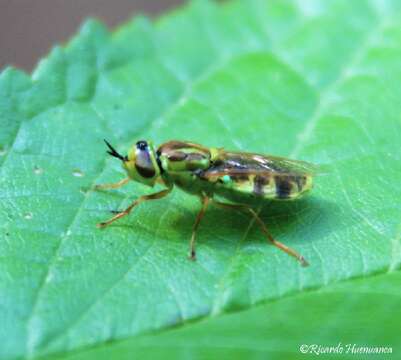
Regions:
[[249, 153, 321, 175], [204, 151, 321, 177]]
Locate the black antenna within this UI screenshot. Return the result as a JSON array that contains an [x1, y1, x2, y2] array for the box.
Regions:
[[104, 139, 127, 161]]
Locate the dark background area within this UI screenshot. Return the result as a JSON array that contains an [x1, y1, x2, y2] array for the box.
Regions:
[[0, 0, 184, 72]]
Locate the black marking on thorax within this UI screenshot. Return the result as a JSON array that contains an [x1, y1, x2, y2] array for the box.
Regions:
[[167, 151, 187, 161], [167, 151, 207, 162]]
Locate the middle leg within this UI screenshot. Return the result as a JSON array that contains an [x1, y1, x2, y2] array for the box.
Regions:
[[189, 196, 210, 260], [95, 177, 130, 190]]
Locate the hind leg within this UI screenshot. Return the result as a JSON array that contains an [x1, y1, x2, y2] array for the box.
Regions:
[[212, 200, 309, 267]]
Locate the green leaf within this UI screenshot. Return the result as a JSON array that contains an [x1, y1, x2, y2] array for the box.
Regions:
[[57, 272, 401, 360], [0, 0, 400, 359]]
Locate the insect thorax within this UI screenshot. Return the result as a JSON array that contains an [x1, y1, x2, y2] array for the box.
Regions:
[[158, 141, 213, 172], [156, 141, 215, 194]]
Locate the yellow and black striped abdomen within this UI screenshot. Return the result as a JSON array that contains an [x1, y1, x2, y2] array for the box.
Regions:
[[270, 174, 313, 200], [211, 172, 313, 201]]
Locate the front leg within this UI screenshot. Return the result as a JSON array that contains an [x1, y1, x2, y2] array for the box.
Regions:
[[95, 177, 130, 190], [97, 187, 173, 228]]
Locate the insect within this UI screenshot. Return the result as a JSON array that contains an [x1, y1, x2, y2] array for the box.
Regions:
[[96, 140, 318, 266]]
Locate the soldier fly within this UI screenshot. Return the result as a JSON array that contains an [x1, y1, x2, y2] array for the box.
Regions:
[[96, 140, 319, 266]]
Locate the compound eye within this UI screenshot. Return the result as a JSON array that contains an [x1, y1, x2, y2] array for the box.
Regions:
[[135, 148, 156, 179], [136, 140, 148, 151]]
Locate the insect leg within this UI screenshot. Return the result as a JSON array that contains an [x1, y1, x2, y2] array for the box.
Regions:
[[95, 177, 130, 190], [189, 196, 210, 261], [97, 187, 172, 228], [212, 200, 309, 267]]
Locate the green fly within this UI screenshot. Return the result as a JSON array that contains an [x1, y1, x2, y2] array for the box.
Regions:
[[96, 140, 318, 266]]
